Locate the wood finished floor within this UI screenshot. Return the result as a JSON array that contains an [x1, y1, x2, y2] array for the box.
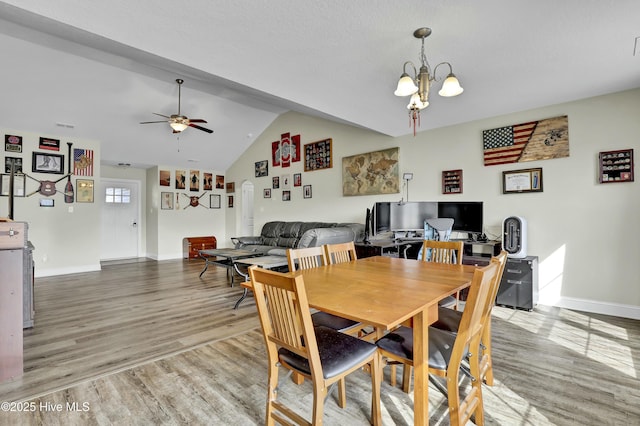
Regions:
[[1, 259, 639, 425]]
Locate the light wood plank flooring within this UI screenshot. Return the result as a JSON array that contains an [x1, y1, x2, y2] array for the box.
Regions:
[[1, 259, 639, 425]]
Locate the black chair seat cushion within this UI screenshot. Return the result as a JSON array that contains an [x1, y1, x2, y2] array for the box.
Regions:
[[278, 326, 377, 380], [312, 311, 359, 331], [438, 295, 457, 308], [432, 306, 463, 333], [375, 326, 461, 371]]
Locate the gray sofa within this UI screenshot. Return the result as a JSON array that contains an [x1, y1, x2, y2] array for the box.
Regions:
[[232, 221, 364, 256]]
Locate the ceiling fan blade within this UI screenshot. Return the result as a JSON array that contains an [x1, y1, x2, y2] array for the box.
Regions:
[[189, 123, 214, 133], [188, 119, 208, 123], [140, 120, 168, 124], [153, 112, 171, 118]]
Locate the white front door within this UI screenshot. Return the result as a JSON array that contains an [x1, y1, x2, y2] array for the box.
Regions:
[[100, 178, 141, 260]]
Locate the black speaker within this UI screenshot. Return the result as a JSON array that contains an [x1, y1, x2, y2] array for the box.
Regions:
[[502, 216, 527, 258]]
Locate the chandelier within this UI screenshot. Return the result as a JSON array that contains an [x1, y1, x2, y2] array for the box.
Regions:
[[394, 27, 464, 135]]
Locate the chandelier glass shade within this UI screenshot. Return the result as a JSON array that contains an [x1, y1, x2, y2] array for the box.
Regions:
[[394, 27, 464, 135]]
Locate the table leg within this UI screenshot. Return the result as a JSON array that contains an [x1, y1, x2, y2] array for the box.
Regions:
[[199, 259, 210, 278], [233, 262, 251, 309], [412, 309, 428, 426]]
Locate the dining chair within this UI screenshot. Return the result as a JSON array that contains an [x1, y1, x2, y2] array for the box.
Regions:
[[286, 246, 364, 336], [422, 239, 465, 310], [248, 266, 381, 426], [431, 250, 508, 386], [323, 241, 357, 265], [375, 261, 500, 426]]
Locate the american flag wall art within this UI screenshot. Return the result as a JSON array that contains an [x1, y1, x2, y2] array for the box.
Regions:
[[482, 115, 569, 166], [74, 148, 94, 176]]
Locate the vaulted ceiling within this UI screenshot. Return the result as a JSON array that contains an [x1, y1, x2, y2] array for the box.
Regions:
[[1, 1, 639, 171]]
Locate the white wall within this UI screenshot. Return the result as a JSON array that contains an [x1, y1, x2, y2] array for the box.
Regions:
[[147, 166, 227, 260], [226, 88, 640, 319], [0, 128, 101, 277]]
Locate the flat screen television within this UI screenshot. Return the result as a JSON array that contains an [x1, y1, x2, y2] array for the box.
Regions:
[[372, 201, 438, 235], [437, 201, 483, 235]]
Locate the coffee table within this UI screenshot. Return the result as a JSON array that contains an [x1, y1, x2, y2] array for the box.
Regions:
[[231, 255, 289, 309], [198, 248, 263, 284]]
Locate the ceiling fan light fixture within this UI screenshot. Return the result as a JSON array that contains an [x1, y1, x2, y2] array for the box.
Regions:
[[170, 121, 188, 132]]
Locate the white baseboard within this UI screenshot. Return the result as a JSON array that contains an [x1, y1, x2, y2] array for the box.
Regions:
[[543, 296, 640, 320], [35, 263, 101, 278]]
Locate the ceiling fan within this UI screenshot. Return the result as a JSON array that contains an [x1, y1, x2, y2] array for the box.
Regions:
[[140, 79, 213, 134]]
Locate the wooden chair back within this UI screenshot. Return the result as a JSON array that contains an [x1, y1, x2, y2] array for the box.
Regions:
[[478, 250, 508, 386], [287, 246, 327, 271], [421, 239, 464, 264], [249, 266, 322, 377], [324, 241, 357, 264], [445, 261, 499, 425]]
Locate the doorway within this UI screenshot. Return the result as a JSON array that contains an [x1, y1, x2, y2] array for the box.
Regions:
[[241, 181, 254, 236], [100, 178, 141, 260]]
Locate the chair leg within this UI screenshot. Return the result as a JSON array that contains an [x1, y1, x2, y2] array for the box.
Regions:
[[371, 354, 382, 426], [337, 378, 347, 408], [292, 371, 305, 385], [401, 364, 412, 394], [390, 364, 397, 387], [266, 363, 279, 426], [481, 322, 494, 386], [312, 381, 327, 425]]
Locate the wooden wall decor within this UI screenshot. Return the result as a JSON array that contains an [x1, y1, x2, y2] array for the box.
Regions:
[[483, 115, 569, 166]]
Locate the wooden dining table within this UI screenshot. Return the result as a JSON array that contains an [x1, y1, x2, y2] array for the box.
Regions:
[[298, 255, 476, 425]]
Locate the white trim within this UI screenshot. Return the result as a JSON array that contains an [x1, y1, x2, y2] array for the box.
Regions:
[[541, 297, 640, 320], [100, 177, 142, 259], [35, 264, 101, 278]]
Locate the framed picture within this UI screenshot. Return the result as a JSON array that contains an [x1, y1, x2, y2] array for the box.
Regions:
[[282, 190, 291, 201], [226, 182, 235, 193], [39, 137, 60, 151], [228, 195, 234, 208], [215, 175, 224, 189], [255, 160, 268, 177], [303, 184, 312, 199], [203, 172, 213, 190], [190, 170, 200, 192], [161, 191, 174, 210], [293, 173, 302, 187], [0, 173, 26, 197], [159, 170, 171, 187], [210, 194, 221, 209], [272, 176, 280, 189], [32, 152, 65, 174], [502, 168, 543, 194], [263, 188, 271, 198], [5, 156, 23, 173], [598, 149, 634, 183], [5, 134, 23, 153], [304, 138, 333, 171], [76, 179, 94, 202], [281, 174, 291, 189], [175, 170, 186, 189]]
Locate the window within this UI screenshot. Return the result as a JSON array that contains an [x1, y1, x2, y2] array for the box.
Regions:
[[105, 187, 131, 204]]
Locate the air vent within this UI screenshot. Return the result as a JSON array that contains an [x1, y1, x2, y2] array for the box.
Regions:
[[56, 122, 75, 129]]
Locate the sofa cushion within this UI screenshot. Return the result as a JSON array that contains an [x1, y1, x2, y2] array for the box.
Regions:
[[337, 223, 366, 243], [297, 227, 356, 249], [279, 222, 303, 238], [260, 221, 285, 238]]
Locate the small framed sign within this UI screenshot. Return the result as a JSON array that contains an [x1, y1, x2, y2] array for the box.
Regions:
[[502, 168, 543, 194]]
